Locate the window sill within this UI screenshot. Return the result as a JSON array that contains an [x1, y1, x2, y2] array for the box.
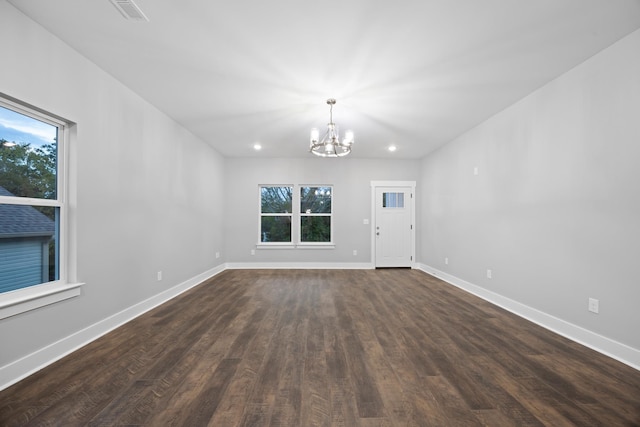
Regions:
[[256, 243, 296, 249], [256, 243, 335, 250], [0, 281, 84, 320], [296, 244, 335, 249]]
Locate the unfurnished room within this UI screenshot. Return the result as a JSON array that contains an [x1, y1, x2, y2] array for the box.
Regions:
[[0, 0, 639, 425]]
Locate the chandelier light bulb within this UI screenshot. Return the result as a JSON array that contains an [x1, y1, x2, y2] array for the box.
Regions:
[[310, 128, 319, 143], [344, 130, 354, 146]]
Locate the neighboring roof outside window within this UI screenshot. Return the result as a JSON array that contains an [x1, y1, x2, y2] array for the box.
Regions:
[[0, 185, 55, 239]]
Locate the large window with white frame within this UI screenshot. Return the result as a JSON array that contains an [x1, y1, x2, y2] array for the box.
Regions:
[[300, 186, 332, 244], [259, 186, 293, 244], [0, 94, 79, 319], [258, 184, 333, 246]]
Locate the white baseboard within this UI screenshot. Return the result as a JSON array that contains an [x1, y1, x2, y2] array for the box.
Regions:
[[225, 262, 375, 270], [417, 263, 640, 371], [0, 264, 227, 391]]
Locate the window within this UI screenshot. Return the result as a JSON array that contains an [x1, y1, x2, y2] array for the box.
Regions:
[[383, 192, 404, 208], [0, 95, 80, 319], [259, 186, 293, 243], [258, 184, 333, 247], [300, 186, 332, 243]]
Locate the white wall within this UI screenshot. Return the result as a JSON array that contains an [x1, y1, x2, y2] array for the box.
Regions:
[[0, 1, 225, 381], [420, 28, 640, 363], [224, 157, 420, 265]]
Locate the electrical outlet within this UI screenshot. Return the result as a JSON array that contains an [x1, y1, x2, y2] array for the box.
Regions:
[[445, 257, 449, 265], [486, 269, 492, 279], [474, 166, 479, 176], [157, 271, 162, 281], [363, 219, 369, 225], [353, 250, 358, 256], [215, 252, 220, 259], [588, 298, 599, 314], [250, 249, 255, 256]]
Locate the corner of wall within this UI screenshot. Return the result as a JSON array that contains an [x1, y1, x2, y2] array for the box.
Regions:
[[416, 263, 640, 371]]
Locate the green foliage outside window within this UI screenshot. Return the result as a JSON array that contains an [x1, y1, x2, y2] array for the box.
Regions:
[[0, 140, 57, 200], [300, 216, 331, 242], [260, 216, 292, 242], [259, 185, 333, 244], [260, 186, 292, 242], [300, 186, 332, 243], [1, 139, 59, 284]]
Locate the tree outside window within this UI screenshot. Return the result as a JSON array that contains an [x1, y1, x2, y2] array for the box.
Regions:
[[300, 186, 332, 243], [258, 185, 333, 246], [260, 186, 292, 243], [0, 102, 61, 293]]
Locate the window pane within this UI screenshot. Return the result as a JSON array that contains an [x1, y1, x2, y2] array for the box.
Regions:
[[300, 186, 332, 214], [260, 216, 291, 242], [383, 192, 404, 208], [0, 106, 58, 200], [261, 186, 292, 213], [300, 216, 331, 242], [0, 203, 59, 293]]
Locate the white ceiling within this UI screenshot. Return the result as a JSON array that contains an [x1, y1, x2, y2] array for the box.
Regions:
[[8, 0, 640, 159]]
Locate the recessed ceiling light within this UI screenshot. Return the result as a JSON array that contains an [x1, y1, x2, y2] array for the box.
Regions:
[[253, 143, 262, 150], [388, 145, 397, 152]]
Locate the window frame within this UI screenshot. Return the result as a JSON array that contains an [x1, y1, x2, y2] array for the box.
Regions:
[[0, 94, 82, 320], [382, 191, 405, 208], [257, 184, 334, 249], [258, 185, 294, 247], [299, 185, 333, 246]]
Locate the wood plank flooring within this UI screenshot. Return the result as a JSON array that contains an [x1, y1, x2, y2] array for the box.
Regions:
[[1, 269, 639, 426]]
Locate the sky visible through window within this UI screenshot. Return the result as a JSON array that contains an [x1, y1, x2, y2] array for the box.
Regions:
[[0, 105, 57, 148]]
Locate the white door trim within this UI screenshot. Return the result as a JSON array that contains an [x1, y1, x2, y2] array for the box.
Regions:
[[370, 181, 416, 268]]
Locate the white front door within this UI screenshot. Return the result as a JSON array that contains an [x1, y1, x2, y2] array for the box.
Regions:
[[374, 186, 413, 267]]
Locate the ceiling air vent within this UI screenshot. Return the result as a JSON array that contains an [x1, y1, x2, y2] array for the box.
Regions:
[[109, 0, 149, 22]]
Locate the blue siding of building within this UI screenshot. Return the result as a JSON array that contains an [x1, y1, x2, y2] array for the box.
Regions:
[[0, 239, 47, 293]]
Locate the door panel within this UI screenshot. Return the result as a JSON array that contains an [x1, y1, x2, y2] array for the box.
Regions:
[[375, 187, 412, 267]]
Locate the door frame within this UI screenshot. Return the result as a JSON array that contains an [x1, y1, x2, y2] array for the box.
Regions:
[[370, 180, 416, 268]]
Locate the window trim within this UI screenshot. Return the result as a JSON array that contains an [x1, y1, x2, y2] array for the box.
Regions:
[[258, 185, 294, 245], [0, 94, 82, 320], [299, 185, 333, 246], [257, 184, 335, 249]]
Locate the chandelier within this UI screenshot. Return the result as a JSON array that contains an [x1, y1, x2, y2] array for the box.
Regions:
[[309, 98, 354, 157]]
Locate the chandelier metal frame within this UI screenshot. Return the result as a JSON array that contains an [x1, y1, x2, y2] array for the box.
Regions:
[[309, 99, 354, 157]]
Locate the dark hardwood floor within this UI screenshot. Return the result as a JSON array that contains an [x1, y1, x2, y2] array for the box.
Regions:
[[1, 269, 639, 426]]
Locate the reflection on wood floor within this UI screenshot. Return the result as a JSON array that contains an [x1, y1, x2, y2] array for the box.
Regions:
[[1, 269, 639, 426]]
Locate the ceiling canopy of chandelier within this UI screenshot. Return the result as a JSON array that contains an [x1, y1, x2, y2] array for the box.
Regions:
[[309, 98, 354, 157]]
